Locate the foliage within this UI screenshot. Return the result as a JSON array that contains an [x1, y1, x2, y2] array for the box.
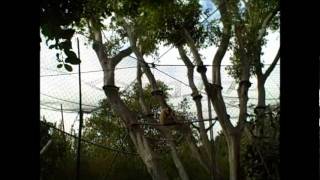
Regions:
[[40, 80, 205, 179], [213, 105, 280, 180], [225, 0, 279, 81], [214, 131, 230, 180], [40, 122, 76, 180], [241, 105, 280, 180], [122, 80, 172, 113], [40, 121, 52, 149], [40, 0, 86, 69], [40, 1, 280, 179]]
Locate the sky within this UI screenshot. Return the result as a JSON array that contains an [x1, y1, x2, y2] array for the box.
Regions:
[[40, 1, 280, 139]]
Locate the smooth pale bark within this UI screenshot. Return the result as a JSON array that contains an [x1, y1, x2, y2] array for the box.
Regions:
[[178, 45, 221, 180], [137, 64, 190, 180], [253, 48, 279, 139], [89, 21, 169, 180], [226, 131, 241, 180], [182, 9, 246, 179]]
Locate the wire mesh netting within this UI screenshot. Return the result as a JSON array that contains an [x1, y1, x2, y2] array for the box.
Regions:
[[40, 33, 279, 138]]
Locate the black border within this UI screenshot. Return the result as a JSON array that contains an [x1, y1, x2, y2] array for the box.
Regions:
[[3, 1, 39, 179], [280, 0, 319, 179], [3, 0, 319, 179]]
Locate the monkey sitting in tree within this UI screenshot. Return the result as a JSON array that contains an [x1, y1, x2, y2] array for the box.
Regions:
[[159, 107, 178, 126]]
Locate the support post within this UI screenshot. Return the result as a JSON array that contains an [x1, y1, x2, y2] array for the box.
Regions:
[[76, 38, 83, 180]]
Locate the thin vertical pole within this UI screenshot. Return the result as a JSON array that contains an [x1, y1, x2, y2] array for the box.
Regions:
[[208, 95, 213, 140], [60, 104, 64, 130], [60, 104, 66, 142], [76, 38, 83, 180]]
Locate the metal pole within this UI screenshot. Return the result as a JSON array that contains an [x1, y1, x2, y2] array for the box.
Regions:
[[60, 104, 66, 142], [76, 38, 83, 180], [208, 95, 213, 140], [60, 104, 65, 131]]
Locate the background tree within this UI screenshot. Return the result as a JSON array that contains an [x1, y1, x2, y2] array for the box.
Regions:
[[40, 0, 280, 179], [40, 121, 76, 180]]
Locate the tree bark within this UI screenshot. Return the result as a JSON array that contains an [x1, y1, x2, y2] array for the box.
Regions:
[[137, 63, 190, 180], [105, 83, 169, 180], [255, 48, 280, 137], [257, 76, 266, 107], [178, 45, 221, 180], [226, 132, 241, 180], [89, 21, 169, 180], [183, 19, 247, 180]]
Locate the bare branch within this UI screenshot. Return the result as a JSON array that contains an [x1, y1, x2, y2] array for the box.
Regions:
[[113, 47, 132, 66], [263, 48, 280, 80], [257, 5, 280, 40], [205, 119, 218, 132], [190, 123, 200, 131], [177, 45, 198, 94], [212, 26, 231, 85], [182, 28, 202, 65]]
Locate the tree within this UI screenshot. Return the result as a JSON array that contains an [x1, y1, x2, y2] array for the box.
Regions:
[[40, 0, 85, 70], [213, 105, 280, 180], [40, 122, 76, 180], [40, 0, 280, 179], [82, 81, 207, 180], [242, 105, 280, 180], [148, 0, 279, 179]]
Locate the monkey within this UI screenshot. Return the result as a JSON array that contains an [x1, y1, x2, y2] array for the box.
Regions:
[[159, 107, 176, 125]]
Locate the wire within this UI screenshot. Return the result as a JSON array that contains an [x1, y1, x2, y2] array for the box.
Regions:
[[153, 67, 190, 87], [41, 66, 105, 91], [41, 93, 99, 108], [156, 66, 279, 100], [152, 1, 225, 62], [131, 118, 219, 126], [40, 66, 137, 77], [41, 121, 138, 155], [41, 104, 79, 113], [154, 63, 279, 67]]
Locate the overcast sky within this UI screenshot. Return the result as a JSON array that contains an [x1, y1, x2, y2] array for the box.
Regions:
[[40, 1, 280, 138]]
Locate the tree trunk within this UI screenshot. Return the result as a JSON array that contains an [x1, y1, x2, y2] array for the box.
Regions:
[[166, 137, 190, 180], [129, 130, 169, 180], [226, 133, 241, 180], [257, 77, 266, 108], [89, 25, 170, 180], [185, 133, 210, 173], [255, 76, 267, 137], [105, 88, 169, 180], [178, 46, 221, 180], [135, 52, 189, 180]]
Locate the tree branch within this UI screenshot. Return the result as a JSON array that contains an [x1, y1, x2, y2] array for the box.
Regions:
[[177, 45, 198, 94], [263, 48, 280, 80], [206, 119, 217, 132], [212, 26, 231, 85], [257, 5, 280, 40], [113, 47, 132, 66], [190, 123, 200, 131], [182, 28, 202, 65]]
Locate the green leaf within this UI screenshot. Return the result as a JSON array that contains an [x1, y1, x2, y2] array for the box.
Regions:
[[49, 44, 56, 49], [57, 64, 63, 68], [60, 29, 75, 39], [59, 40, 72, 50], [65, 57, 81, 65], [64, 50, 77, 58], [64, 50, 81, 64], [64, 64, 73, 72]]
